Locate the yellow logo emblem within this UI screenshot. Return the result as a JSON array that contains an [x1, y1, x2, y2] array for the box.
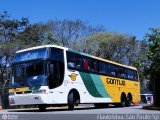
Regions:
[[69, 73, 78, 81]]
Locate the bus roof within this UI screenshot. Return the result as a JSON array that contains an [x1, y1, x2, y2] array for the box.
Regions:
[[16, 45, 67, 53], [16, 45, 137, 70]]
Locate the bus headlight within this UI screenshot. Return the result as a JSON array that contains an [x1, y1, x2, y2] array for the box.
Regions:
[[32, 89, 46, 94], [9, 98, 15, 104]]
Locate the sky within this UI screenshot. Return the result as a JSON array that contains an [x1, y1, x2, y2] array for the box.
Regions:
[[0, 0, 160, 40]]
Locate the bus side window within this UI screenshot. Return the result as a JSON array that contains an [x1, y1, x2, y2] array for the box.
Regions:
[[90, 59, 98, 73], [75, 55, 83, 70], [99, 61, 106, 74], [118, 67, 126, 78], [108, 64, 116, 76], [68, 61, 75, 68], [51, 48, 64, 62], [83, 58, 90, 71], [67, 52, 75, 69], [127, 69, 134, 80]]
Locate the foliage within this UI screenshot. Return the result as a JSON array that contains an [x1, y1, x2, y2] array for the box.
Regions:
[[0, 11, 29, 87], [78, 32, 138, 65], [0, 11, 28, 108], [17, 23, 48, 48], [145, 28, 160, 106], [145, 28, 160, 79], [46, 19, 106, 47]]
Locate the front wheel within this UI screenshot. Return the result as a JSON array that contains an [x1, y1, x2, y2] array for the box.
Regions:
[[115, 95, 126, 107], [68, 92, 75, 110]]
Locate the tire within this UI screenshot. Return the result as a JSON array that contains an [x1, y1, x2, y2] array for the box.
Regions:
[[121, 99, 126, 107], [126, 96, 132, 107], [68, 92, 75, 110], [38, 105, 46, 112], [118, 95, 126, 107]]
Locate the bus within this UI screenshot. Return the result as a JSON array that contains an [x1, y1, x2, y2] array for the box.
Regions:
[[9, 45, 140, 111]]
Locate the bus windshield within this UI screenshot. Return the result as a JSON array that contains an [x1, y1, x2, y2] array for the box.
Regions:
[[10, 61, 47, 88], [10, 47, 64, 88]]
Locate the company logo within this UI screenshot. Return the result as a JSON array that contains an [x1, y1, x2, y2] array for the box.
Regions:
[[69, 73, 78, 81], [106, 78, 126, 86]]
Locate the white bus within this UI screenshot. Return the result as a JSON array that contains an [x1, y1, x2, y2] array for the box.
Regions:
[[9, 45, 140, 111]]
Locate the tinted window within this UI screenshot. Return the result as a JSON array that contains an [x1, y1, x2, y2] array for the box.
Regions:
[[90, 59, 98, 72], [67, 52, 75, 68], [99, 61, 108, 74], [127, 69, 138, 81], [117, 67, 126, 78], [26, 61, 44, 77], [66, 51, 138, 81], [50, 48, 64, 62], [67, 52, 99, 72], [108, 64, 117, 76]]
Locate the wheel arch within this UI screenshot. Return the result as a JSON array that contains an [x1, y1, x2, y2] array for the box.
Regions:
[[121, 92, 127, 100]]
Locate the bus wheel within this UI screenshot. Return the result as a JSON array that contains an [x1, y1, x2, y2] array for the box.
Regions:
[[126, 94, 132, 107], [120, 94, 127, 107], [38, 105, 46, 112], [68, 92, 75, 110]]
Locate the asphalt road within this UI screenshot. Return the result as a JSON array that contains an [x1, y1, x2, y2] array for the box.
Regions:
[[0, 105, 160, 120]]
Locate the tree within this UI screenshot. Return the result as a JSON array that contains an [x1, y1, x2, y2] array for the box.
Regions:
[[145, 28, 160, 106], [136, 40, 150, 92], [18, 23, 50, 48], [79, 32, 138, 65], [41, 32, 61, 45], [0, 11, 29, 108], [46, 19, 106, 47]]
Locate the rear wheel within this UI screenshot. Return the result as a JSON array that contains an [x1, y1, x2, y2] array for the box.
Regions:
[[126, 95, 132, 107], [121, 98, 126, 107]]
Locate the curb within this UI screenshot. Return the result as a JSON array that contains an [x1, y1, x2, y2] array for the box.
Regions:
[[143, 105, 160, 111]]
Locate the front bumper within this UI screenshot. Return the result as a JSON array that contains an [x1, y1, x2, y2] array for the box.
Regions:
[[9, 94, 49, 106]]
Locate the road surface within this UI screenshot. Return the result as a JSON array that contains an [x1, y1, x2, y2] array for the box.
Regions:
[[0, 105, 160, 120]]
